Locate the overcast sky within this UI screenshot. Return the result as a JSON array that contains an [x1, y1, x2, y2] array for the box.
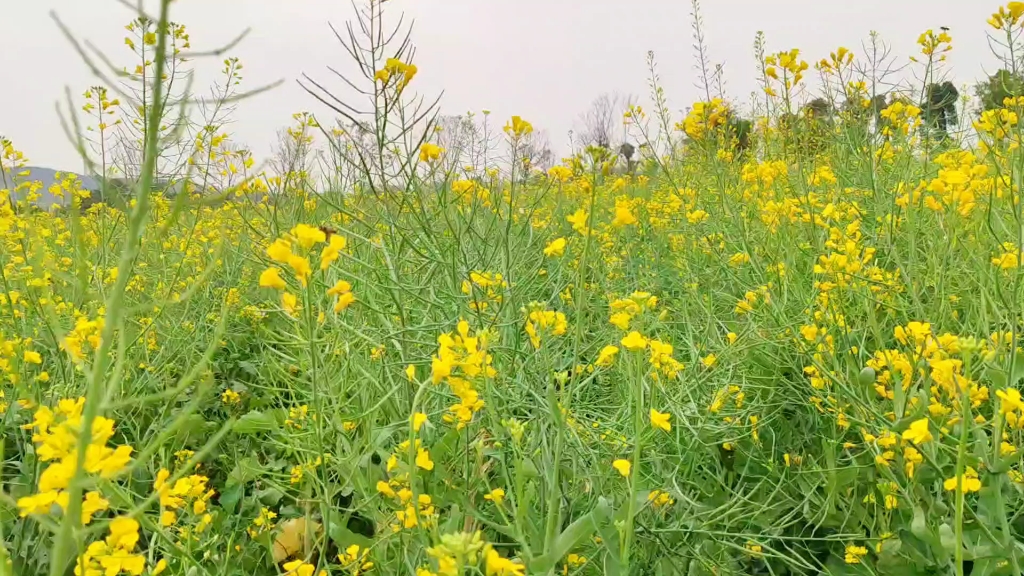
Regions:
[[2, 0, 1003, 171]]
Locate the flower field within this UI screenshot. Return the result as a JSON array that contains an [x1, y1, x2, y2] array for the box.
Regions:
[[4, 1, 1024, 575]]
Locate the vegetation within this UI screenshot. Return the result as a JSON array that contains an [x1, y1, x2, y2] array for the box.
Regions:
[[4, 1, 1024, 575]]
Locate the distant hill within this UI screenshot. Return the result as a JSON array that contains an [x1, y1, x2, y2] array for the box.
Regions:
[[1, 166, 99, 209], [3, 166, 263, 208]]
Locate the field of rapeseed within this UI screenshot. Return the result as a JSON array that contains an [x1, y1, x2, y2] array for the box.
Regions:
[[4, 0, 1024, 574]]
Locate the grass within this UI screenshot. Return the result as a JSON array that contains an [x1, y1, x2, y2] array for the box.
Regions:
[[2, 1, 1024, 575]]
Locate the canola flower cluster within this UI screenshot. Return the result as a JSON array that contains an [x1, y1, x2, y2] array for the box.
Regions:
[[16, 399, 131, 520]]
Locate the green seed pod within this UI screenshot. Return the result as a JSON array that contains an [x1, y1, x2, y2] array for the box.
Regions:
[[858, 366, 876, 387]]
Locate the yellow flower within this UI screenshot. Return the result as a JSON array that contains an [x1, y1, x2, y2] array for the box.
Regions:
[[726, 332, 738, 344], [290, 465, 305, 485], [377, 480, 396, 499], [375, 57, 417, 89], [221, 389, 241, 405], [281, 292, 299, 317], [416, 447, 434, 471], [411, 412, 428, 432], [609, 312, 631, 330], [328, 280, 355, 312], [547, 165, 572, 182], [904, 446, 923, 478], [647, 489, 674, 508], [595, 345, 619, 367], [612, 459, 631, 477], [287, 254, 312, 286], [620, 331, 648, 352], [94, 547, 145, 575], [419, 143, 444, 163], [23, 350, 42, 364], [701, 354, 717, 368], [901, 418, 933, 445], [844, 544, 868, 564], [319, 233, 347, 270], [565, 552, 588, 568], [944, 467, 982, 493], [485, 546, 526, 575], [567, 209, 589, 235], [107, 516, 141, 550], [17, 489, 69, 516], [998, 388, 1024, 414], [282, 559, 318, 576], [405, 364, 417, 381], [543, 237, 567, 257], [503, 116, 533, 138], [799, 325, 819, 341], [650, 409, 671, 432], [611, 203, 637, 227], [259, 267, 286, 289], [290, 224, 327, 250], [266, 238, 293, 263], [484, 488, 505, 504], [155, 507, 176, 526], [78, 491, 109, 525]]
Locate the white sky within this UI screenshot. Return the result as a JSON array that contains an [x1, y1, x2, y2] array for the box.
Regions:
[[2, 0, 1003, 171]]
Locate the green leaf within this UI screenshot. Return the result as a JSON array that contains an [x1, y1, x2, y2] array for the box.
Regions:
[[327, 518, 373, 550], [0, 542, 11, 576], [439, 503, 463, 534], [528, 498, 613, 574], [910, 505, 929, 540], [0, 497, 15, 524], [234, 410, 277, 434], [174, 414, 213, 444], [984, 352, 1024, 390], [257, 487, 284, 507], [591, 498, 622, 574], [237, 360, 259, 377], [227, 456, 263, 486], [938, 522, 956, 554], [220, 483, 244, 513], [968, 558, 1013, 576]]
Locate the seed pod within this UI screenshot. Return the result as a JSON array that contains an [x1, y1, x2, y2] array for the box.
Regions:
[[858, 366, 876, 387]]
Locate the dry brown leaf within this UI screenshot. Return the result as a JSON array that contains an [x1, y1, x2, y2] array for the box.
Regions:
[[272, 517, 321, 563]]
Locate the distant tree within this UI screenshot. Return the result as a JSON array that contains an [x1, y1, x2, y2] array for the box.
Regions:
[[724, 116, 752, 155], [869, 94, 889, 126], [577, 93, 629, 150], [618, 142, 635, 161], [433, 114, 479, 174], [840, 94, 888, 127], [921, 81, 959, 138], [804, 97, 835, 121], [111, 17, 197, 183], [270, 124, 316, 188], [520, 129, 555, 173], [974, 68, 1024, 112], [618, 142, 637, 174]]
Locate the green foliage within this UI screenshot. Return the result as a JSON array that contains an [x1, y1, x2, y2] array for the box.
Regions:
[[974, 68, 1024, 112]]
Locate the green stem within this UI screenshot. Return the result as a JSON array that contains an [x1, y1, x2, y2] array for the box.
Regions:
[[953, 355, 972, 576], [48, 3, 172, 574], [620, 354, 645, 569], [543, 372, 563, 553]]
